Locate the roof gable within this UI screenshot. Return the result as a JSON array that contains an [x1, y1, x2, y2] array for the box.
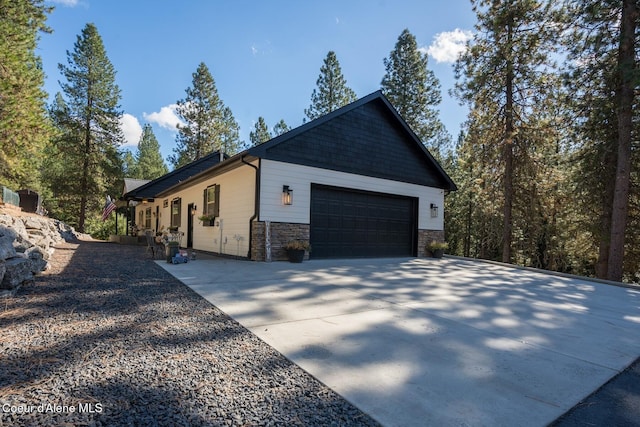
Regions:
[[123, 178, 150, 195], [249, 91, 456, 190]]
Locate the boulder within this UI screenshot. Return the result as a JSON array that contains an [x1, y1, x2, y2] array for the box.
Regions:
[[56, 220, 79, 242], [0, 235, 17, 260], [1, 257, 33, 290], [0, 224, 18, 240], [0, 260, 6, 285], [13, 234, 35, 254], [10, 217, 28, 238], [27, 228, 45, 237], [0, 211, 82, 297], [25, 246, 48, 272], [0, 214, 13, 228], [22, 216, 44, 230], [27, 231, 52, 251]]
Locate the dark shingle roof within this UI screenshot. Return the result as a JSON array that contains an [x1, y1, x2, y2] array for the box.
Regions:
[[124, 91, 457, 198], [121, 151, 227, 201]]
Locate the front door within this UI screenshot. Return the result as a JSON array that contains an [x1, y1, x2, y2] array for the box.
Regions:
[[187, 203, 194, 248]]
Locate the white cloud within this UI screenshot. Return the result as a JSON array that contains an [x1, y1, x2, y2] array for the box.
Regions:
[[120, 113, 143, 147], [249, 40, 273, 57], [143, 104, 183, 131], [48, 0, 80, 6], [425, 29, 473, 63]]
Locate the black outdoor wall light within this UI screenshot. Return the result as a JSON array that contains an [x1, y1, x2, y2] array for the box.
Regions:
[[430, 203, 439, 218], [282, 185, 293, 205]]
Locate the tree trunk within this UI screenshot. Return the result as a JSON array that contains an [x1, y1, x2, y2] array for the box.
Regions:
[[478, 143, 488, 259], [502, 19, 515, 264], [78, 137, 90, 233], [464, 188, 473, 258], [547, 140, 561, 272], [78, 95, 93, 233], [607, 0, 637, 282], [596, 157, 615, 279], [464, 154, 474, 258]]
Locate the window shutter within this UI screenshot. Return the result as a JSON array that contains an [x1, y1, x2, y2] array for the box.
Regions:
[[203, 188, 208, 215], [213, 184, 220, 216]]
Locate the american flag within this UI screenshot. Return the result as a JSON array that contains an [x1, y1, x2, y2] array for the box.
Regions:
[[102, 195, 116, 221]]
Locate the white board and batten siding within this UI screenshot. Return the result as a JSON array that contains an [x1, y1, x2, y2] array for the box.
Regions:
[[259, 159, 444, 230], [156, 164, 256, 256]]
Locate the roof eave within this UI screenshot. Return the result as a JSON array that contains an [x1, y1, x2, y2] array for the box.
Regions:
[[155, 152, 256, 198], [121, 150, 228, 201]]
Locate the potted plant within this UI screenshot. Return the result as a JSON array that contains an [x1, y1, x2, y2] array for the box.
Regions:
[[284, 240, 311, 263], [198, 214, 216, 227], [426, 240, 448, 259], [165, 240, 180, 263]]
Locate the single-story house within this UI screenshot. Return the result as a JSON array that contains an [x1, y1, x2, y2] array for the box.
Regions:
[[122, 91, 457, 261], [121, 154, 228, 234]]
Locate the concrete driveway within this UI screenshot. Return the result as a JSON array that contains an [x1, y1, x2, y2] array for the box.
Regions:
[[158, 256, 640, 426]]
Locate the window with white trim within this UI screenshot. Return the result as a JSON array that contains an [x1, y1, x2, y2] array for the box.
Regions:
[[144, 207, 152, 229], [203, 184, 220, 217], [171, 198, 181, 228]]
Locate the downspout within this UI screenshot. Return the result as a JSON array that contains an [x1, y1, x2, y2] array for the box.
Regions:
[[241, 155, 260, 259]]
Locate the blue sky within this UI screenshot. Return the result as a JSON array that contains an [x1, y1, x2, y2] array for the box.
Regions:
[[40, 0, 477, 165]]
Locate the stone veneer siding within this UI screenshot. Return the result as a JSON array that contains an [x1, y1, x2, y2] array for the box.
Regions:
[[250, 221, 310, 261], [417, 229, 445, 257], [251, 223, 442, 261]]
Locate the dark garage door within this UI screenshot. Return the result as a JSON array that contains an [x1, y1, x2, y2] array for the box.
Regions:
[[310, 184, 417, 259]]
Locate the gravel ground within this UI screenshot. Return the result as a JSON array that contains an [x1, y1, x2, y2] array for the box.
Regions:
[[0, 239, 380, 427]]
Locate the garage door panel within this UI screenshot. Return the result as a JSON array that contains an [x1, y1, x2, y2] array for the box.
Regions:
[[310, 185, 417, 259]]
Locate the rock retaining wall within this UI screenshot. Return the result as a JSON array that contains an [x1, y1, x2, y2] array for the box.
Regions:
[[0, 211, 81, 297]]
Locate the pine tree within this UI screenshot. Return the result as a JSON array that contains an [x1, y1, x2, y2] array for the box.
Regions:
[[607, 0, 637, 282], [169, 62, 241, 168], [55, 23, 123, 232], [42, 93, 81, 225], [0, 0, 52, 189], [453, 1, 561, 264], [446, 107, 505, 261], [381, 29, 446, 153], [273, 119, 291, 136], [564, 0, 639, 281], [134, 124, 168, 179], [305, 51, 357, 121], [249, 117, 272, 146], [122, 150, 136, 178]]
